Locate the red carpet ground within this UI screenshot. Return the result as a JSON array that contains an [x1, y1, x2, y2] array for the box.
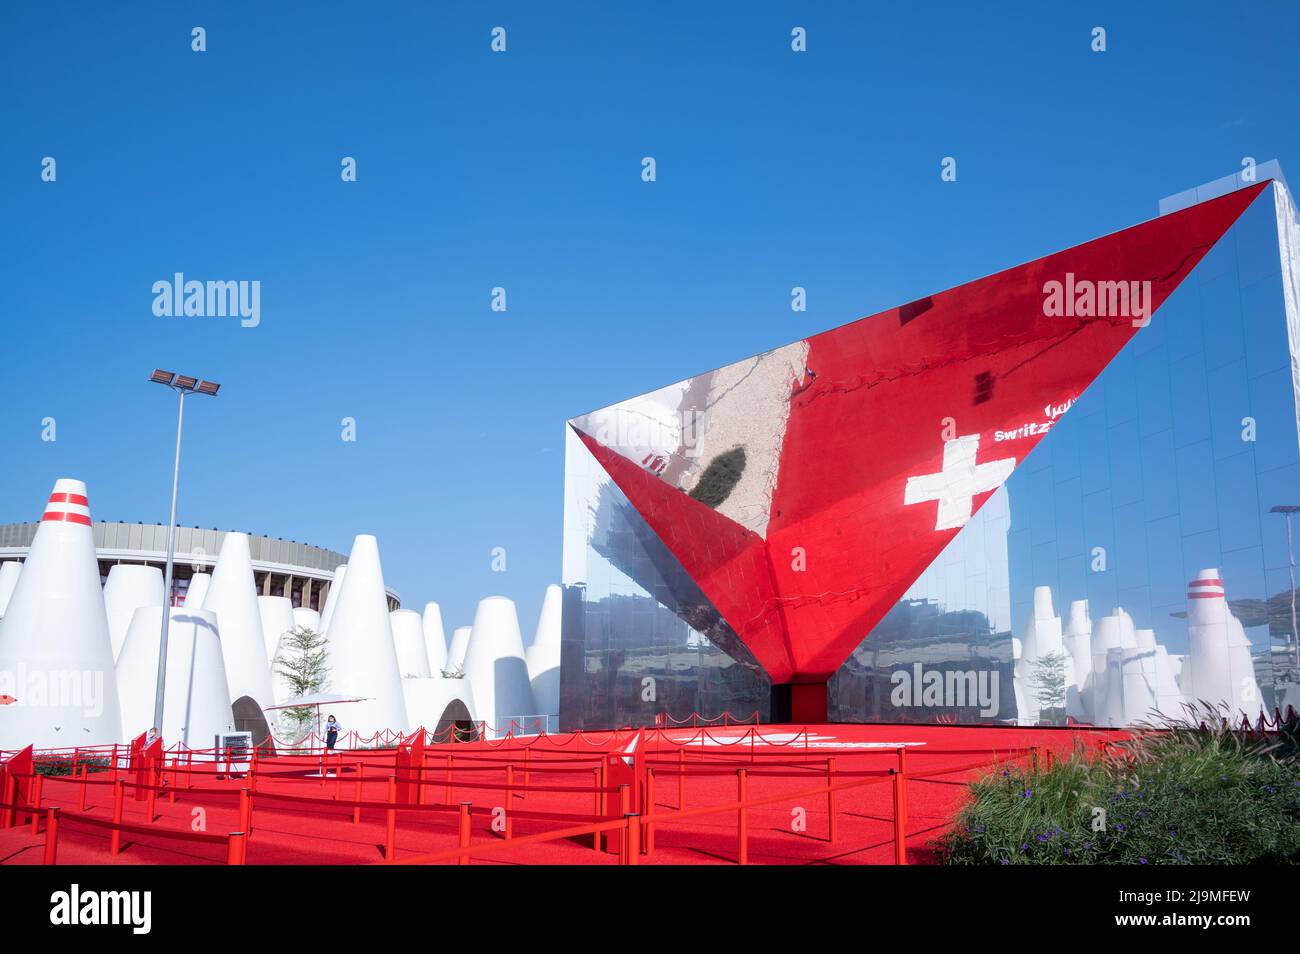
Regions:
[[0, 723, 1124, 866]]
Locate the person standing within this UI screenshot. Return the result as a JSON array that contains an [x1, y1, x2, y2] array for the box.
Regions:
[[324, 714, 341, 751]]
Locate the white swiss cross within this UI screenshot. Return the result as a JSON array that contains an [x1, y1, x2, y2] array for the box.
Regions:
[[903, 434, 1016, 531]]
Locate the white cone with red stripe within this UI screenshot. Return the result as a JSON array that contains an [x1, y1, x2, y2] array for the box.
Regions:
[[448, 626, 471, 671], [1185, 569, 1261, 715], [318, 565, 347, 637], [322, 535, 407, 734], [0, 561, 22, 618], [421, 602, 448, 675], [0, 479, 123, 748], [463, 596, 535, 737], [391, 609, 431, 677], [116, 606, 233, 746], [526, 584, 562, 719], [200, 532, 273, 709], [184, 572, 211, 608], [103, 564, 165, 661]]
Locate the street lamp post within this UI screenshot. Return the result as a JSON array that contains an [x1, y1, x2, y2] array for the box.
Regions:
[[149, 370, 221, 737]]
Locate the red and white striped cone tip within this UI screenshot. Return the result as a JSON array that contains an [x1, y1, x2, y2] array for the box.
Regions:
[[0, 478, 123, 748]]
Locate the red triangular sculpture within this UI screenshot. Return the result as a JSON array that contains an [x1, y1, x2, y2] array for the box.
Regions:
[[575, 181, 1268, 686]]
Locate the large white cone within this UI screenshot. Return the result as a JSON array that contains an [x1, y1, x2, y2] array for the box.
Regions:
[[259, 596, 296, 664], [1121, 645, 1159, 724], [0, 479, 123, 748], [1091, 613, 1124, 725], [421, 602, 448, 675], [1101, 647, 1126, 727], [271, 608, 322, 706], [116, 607, 233, 746], [1063, 600, 1093, 722], [103, 564, 165, 661], [391, 609, 431, 677], [525, 584, 562, 718], [200, 532, 272, 708], [1116, 607, 1139, 650], [0, 561, 22, 618], [321, 536, 406, 734], [402, 676, 476, 734], [183, 572, 211, 608], [448, 626, 472, 671], [1015, 586, 1070, 725], [317, 565, 347, 637], [1154, 646, 1188, 718], [463, 597, 536, 737], [1173, 652, 1192, 696], [1186, 569, 1263, 717]]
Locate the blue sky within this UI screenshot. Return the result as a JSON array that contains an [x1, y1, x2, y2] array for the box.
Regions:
[[2, 1, 1298, 634]]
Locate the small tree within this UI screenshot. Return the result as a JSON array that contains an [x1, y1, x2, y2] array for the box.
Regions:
[[274, 626, 328, 740], [1030, 651, 1068, 725]]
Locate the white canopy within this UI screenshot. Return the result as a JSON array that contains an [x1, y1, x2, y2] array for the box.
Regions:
[[264, 692, 371, 711]]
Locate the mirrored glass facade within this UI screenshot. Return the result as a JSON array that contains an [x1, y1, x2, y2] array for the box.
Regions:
[[561, 169, 1300, 730]]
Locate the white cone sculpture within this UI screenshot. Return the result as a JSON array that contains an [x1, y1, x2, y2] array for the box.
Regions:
[[1015, 586, 1072, 724], [103, 564, 165, 661], [1063, 600, 1093, 722], [318, 565, 347, 637], [292, 607, 321, 634], [184, 572, 211, 608], [448, 626, 472, 672], [270, 608, 315, 707], [1186, 569, 1262, 717], [463, 597, 536, 737], [402, 676, 476, 735], [1101, 647, 1126, 727], [0, 479, 123, 748], [421, 602, 448, 675], [1153, 646, 1187, 718], [116, 607, 233, 746], [525, 584, 562, 719], [1116, 607, 1139, 650], [391, 609, 431, 677], [1091, 613, 1124, 726], [321, 536, 406, 735], [0, 561, 22, 618], [270, 609, 322, 707], [259, 595, 296, 666], [200, 532, 273, 709], [1121, 643, 1159, 725]]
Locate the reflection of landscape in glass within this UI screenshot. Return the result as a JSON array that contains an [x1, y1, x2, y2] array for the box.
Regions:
[[559, 460, 769, 730], [561, 171, 1300, 731]]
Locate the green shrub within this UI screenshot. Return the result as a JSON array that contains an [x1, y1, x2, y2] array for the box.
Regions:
[[34, 756, 111, 777], [939, 705, 1300, 865]]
